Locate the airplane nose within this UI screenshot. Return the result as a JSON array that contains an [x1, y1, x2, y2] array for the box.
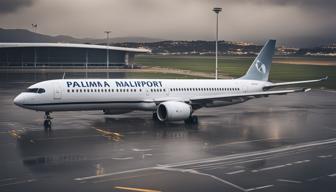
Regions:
[[14, 94, 25, 106]]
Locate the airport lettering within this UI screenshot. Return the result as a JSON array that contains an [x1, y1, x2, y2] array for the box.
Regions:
[[66, 81, 110, 88], [115, 81, 162, 88], [66, 80, 162, 88]]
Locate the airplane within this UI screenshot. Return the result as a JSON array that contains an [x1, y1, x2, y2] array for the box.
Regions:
[[13, 40, 327, 130]]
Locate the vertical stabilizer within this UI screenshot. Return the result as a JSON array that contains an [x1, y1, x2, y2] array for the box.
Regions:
[[240, 40, 276, 81]]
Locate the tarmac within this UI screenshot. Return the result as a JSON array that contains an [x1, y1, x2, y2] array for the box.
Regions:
[[0, 72, 335, 192]]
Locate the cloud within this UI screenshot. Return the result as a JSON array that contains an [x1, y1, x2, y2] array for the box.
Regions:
[[0, 0, 34, 14]]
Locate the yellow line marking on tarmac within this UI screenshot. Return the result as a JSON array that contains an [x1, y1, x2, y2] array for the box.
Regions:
[[114, 186, 161, 192], [8, 130, 21, 139], [94, 128, 123, 141]]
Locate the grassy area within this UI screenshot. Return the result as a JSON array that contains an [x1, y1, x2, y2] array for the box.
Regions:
[[136, 55, 336, 89]]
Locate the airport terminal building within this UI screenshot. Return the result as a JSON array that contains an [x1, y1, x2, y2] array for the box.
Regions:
[[0, 43, 150, 68]]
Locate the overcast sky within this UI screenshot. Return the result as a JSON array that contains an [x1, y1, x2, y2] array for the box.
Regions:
[[0, 0, 335, 47]]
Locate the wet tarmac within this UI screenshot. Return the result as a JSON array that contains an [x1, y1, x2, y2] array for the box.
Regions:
[[0, 72, 336, 192]]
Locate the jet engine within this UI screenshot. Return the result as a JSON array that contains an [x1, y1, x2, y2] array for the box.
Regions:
[[157, 101, 192, 121]]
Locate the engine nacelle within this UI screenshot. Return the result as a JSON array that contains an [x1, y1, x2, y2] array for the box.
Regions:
[[157, 101, 192, 122]]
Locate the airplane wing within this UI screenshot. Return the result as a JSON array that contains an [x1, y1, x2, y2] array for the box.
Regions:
[[189, 87, 310, 105], [263, 76, 327, 90], [149, 88, 311, 107]]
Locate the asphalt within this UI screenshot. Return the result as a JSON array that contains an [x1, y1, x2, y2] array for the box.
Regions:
[[0, 72, 336, 192]]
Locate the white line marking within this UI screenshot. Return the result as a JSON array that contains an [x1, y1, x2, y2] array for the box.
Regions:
[[132, 148, 152, 152], [246, 185, 274, 191], [111, 157, 134, 160], [161, 138, 336, 168], [226, 170, 246, 175], [252, 160, 310, 173], [74, 138, 336, 181], [318, 155, 333, 158], [277, 179, 302, 184], [211, 137, 283, 148], [252, 165, 286, 173], [307, 177, 320, 182], [142, 154, 153, 159], [155, 167, 246, 192], [328, 173, 336, 177], [0, 178, 16, 182], [189, 158, 263, 170], [0, 179, 35, 187], [74, 167, 153, 181]]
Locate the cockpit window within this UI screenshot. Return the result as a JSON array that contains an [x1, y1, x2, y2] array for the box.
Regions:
[[37, 88, 45, 93], [25, 88, 38, 93], [25, 88, 45, 94]]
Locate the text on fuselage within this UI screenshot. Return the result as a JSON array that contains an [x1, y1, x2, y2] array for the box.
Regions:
[[66, 81, 163, 88]]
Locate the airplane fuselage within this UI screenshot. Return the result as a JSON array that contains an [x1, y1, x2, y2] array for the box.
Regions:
[[14, 79, 269, 112]]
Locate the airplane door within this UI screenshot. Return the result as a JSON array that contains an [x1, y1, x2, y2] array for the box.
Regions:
[[53, 83, 62, 100], [243, 84, 248, 93], [241, 82, 248, 93], [165, 86, 170, 96]]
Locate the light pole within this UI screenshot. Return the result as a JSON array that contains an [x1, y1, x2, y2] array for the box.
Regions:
[[31, 24, 37, 33], [213, 7, 222, 80], [32, 24, 38, 68], [104, 31, 111, 69]]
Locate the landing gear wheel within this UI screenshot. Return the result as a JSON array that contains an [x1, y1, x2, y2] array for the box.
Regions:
[[184, 115, 198, 125], [191, 116, 198, 124], [44, 119, 52, 131], [152, 112, 159, 121], [44, 111, 53, 131]]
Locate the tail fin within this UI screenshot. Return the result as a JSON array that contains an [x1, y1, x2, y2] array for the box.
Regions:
[[240, 39, 276, 81]]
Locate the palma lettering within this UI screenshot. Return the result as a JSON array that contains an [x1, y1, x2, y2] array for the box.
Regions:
[[66, 81, 110, 88]]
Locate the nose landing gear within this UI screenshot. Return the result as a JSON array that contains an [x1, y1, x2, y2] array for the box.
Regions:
[[44, 111, 52, 131]]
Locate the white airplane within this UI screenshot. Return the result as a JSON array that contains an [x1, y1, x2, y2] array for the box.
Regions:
[[14, 40, 327, 129]]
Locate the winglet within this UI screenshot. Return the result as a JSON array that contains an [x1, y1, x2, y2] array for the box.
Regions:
[[321, 76, 328, 81]]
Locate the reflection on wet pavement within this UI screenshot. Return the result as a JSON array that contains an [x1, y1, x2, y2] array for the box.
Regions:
[[0, 72, 336, 192]]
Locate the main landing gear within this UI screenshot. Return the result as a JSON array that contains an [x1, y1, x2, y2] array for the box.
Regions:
[[44, 111, 52, 131], [152, 112, 199, 125], [152, 112, 159, 121], [184, 115, 198, 125]]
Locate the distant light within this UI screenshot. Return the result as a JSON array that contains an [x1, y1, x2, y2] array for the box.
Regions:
[[213, 7, 222, 14]]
